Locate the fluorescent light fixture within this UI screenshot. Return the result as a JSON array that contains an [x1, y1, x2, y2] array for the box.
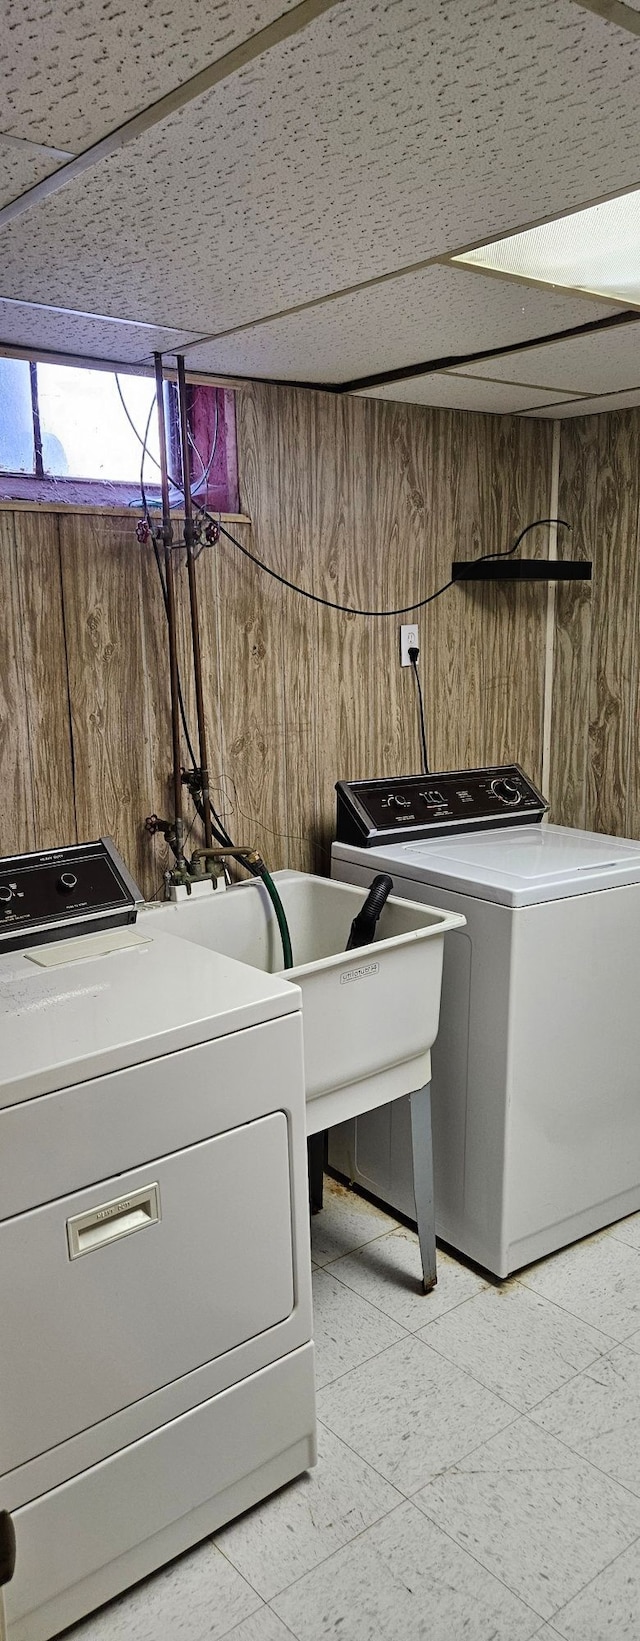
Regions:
[[452, 189, 640, 308]]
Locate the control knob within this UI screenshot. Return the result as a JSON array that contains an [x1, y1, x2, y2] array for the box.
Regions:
[[491, 777, 521, 805], [0, 885, 13, 906], [57, 872, 78, 893]]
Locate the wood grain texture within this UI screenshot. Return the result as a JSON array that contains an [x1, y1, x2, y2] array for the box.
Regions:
[[5, 386, 637, 902], [234, 387, 554, 873], [588, 413, 639, 837], [552, 412, 640, 840], [550, 416, 597, 828], [12, 510, 77, 849], [0, 511, 36, 855], [59, 512, 172, 897]]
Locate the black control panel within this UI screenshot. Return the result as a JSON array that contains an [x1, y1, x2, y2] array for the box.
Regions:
[[335, 765, 548, 846], [0, 838, 142, 954]]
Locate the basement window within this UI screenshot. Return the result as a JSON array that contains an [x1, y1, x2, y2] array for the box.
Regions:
[[0, 356, 239, 512]]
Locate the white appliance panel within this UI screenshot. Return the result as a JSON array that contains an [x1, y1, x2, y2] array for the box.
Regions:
[[6, 1347, 316, 1641], [0, 929, 299, 1107], [334, 824, 640, 906], [0, 846, 316, 1641], [331, 837, 640, 1276], [0, 1014, 304, 1223], [0, 1115, 295, 1474]]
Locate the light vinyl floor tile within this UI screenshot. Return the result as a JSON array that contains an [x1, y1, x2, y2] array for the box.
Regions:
[[519, 1235, 640, 1342], [215, 1424, 402, 1600], [64, 1539, 262, 1641], [529, 1344, 640, 1494], [417, 1278, 613, 1408], [271, 1499, 541, 1641], [311, 1267, 406, 1389], [607, 1211, 640, 1252], [222, 1612, 297, 1641], [310, 1179, 400, 1267], [550, 1538, 640, 1638], [325, 1226, 489, 1329], [414, 1416, 640, 1621], [316, 1333, 516, 1495]]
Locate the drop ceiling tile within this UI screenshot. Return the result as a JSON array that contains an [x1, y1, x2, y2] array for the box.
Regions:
[[0, 300, 200, 365], [0, 140, 65, 211], [453, 320, 640, 395], [522, 385, 640, 416], [355, 375, 578, 414], [1, 0, 640, 338], [179, 267, 615, 384], [2, 0, 302, 153]]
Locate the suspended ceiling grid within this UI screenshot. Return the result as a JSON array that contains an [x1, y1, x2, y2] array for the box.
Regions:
[[357, 308, 640, 416], [1, 0, 303, 153], [179, 269, 615, 384], [0, 0, 640, 412], [0, 299, 201, 365], [356, 375, 580, 415]]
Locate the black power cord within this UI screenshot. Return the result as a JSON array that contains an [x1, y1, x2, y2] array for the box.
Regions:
[[408, 645, 429, 775], [137, 384, 570, 620], [135, 391, 571, 939], [203, 514, 571, 619]]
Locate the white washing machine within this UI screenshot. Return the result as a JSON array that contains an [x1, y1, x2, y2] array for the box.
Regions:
[[0, 840, 315, 1641], [330, 765, 640, 1277]]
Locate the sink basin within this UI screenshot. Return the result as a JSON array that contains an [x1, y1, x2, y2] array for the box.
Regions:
[[140, 872, 464, 1131]]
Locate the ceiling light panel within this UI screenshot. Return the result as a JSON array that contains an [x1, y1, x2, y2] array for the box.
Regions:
[[1, 0, 640, 337], [355, 376, 577, 414], [182, 267, 615, 384], [1, 0, 302, 154], [452, 319, 640, 394], [0, 300, 201, 365], [521, 384, 640, 417], [454, 189, 640, 308]]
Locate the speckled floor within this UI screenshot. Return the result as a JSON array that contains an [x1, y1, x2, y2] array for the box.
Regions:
[[65, 1177, 640, 1641]]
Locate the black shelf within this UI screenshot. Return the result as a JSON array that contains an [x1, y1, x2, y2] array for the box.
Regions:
[[452, 559, 592, 582]]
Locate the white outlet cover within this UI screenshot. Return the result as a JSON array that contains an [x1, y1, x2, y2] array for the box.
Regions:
[[400, 624, 419, 666]]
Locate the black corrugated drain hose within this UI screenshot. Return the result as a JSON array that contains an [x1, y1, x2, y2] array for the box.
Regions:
[[346, 874, 394, 950]]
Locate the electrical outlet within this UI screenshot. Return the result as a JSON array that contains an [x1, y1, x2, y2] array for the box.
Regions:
[[400, 624, 419, 666]]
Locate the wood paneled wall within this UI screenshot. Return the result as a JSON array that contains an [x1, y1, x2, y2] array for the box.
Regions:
[[550, 410, 640, 840], [10, 381, 636, 902]]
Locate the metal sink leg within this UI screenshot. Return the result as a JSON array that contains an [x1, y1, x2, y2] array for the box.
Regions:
[[409, 1084, 437, 1293]]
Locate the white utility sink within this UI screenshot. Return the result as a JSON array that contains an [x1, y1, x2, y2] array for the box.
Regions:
[[141, 871, 464, 1132]]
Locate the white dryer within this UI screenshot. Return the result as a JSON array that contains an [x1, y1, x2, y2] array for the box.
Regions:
[[0, 840, 315, 1641], [330, 766, 640, 1277]]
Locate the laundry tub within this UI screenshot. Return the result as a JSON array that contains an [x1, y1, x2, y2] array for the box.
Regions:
[[141, 871, 464, 1133]]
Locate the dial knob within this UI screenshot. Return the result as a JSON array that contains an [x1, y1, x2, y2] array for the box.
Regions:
[[58, 871, 78, 892], [491, 778, 521, 805], [0, 885, 12, 905]]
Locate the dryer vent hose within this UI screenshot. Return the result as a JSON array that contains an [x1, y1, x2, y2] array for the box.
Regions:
[[346, 874, 394, 950]]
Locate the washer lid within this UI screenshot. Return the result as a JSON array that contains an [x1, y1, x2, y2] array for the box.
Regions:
[[336, 825, 640, 907], [0, 929, 300, 1108]]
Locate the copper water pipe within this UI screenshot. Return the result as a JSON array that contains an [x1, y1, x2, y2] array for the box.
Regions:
[[176, 355, 213, 850], [153, 352, 185, 866]]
